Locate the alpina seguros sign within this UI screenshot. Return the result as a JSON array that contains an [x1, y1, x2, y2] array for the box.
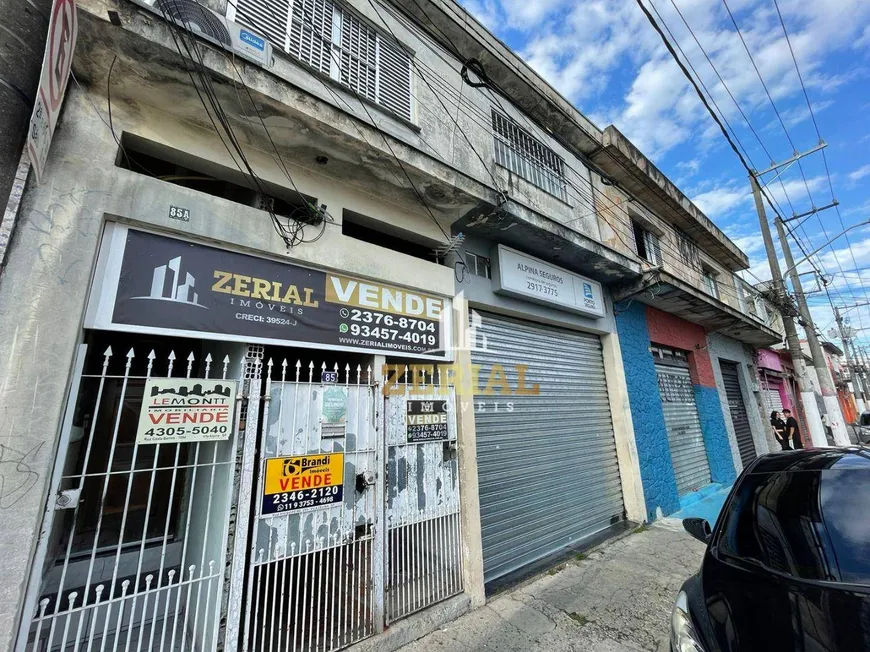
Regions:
[[86, 225, 452, 360]]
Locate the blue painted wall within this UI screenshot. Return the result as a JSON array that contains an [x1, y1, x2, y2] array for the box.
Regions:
[[614, 302, 680, 520], [693, 386, 737, 484]]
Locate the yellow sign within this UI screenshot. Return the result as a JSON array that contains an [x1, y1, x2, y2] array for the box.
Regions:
[[261, 453, 344, 515]]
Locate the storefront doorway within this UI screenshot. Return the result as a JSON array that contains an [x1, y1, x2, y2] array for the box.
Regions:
[[16, 332, 462, 652]]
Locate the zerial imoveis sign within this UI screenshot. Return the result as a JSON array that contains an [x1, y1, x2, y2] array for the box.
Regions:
[[86, 225, 452, 360]]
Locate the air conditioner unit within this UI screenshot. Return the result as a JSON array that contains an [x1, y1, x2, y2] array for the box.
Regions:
[[131, 0, 273, 68]]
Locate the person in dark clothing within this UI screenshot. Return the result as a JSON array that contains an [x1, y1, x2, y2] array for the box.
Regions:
[[782, 409, 804, 449], [770, 410, 790, 450]]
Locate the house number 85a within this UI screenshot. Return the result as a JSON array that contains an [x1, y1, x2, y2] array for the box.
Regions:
[[169, 205, 191, 221]]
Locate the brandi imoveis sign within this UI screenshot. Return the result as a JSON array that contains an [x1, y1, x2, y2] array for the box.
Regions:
[[86, 225, 452, 360]]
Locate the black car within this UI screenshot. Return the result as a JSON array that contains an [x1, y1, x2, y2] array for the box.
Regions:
[[672, 447, 870, 652], [856, 412, 870, 444]]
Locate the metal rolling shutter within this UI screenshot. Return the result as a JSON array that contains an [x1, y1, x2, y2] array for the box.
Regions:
[[764, 387, 783, 414], [655, 364, 712, 495], [720, 362, 757, 467], [471, 311, 624, 583]]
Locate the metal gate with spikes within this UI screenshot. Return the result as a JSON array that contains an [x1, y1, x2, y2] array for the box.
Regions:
[[18, 347, 463, 652], [16, 344, 245, 652], [243, 359, 379, 652]]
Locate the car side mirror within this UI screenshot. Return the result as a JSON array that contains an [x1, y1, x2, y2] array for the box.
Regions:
[[683, 517, 712, 544]]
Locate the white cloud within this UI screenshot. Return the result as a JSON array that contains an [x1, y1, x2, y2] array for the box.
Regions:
[[848, 164, 870, 183], [692, 185, 750, 217], [461, 0, 502, 30]]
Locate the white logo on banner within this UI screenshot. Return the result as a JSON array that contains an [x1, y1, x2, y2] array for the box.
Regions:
[[133, 255, 207, 308]]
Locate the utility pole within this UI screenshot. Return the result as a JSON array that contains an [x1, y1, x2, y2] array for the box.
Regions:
[[833, 306, 865, 413], [775, 218, 849, 445], [850, 340, 870, 404], [751, 175, 828, 447]]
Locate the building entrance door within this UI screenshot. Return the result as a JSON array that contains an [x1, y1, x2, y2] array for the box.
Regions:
[[18, 341, 463, 652]]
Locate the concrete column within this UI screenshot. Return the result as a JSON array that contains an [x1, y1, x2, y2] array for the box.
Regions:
[[599, 328, 646, 523], [451, 296, 485, 607]]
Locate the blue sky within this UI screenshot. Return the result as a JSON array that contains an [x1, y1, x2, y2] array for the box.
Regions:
[[460, 0, 870, 345]]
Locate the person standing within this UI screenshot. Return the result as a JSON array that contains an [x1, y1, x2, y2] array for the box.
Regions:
[[782, 409, 804, 449], [771, 411, 790, 451]]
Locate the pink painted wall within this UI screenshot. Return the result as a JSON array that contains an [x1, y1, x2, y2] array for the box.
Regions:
[[756, 348, 783, 372], [645, 306, 716, 388]]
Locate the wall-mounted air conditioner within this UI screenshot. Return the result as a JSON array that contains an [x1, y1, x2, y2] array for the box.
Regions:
[[131, 0, 272, 68]]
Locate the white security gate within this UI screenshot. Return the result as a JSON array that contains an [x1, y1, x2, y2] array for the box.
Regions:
[[383, 379, 463, 622], [20, 349, 464, 652], [655, 361, 712, 495], [17, 344, 244, 652], [244, 361, 379, 652]]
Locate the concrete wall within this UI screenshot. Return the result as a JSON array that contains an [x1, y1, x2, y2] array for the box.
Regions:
[[0, 81, 459, 651], [599, 184, 777, 332], [220, 0, 605, 243], [707, 333, 771, 472]]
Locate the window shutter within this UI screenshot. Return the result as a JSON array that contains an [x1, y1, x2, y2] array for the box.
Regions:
[[234, 0, 291, 50], [288, 0, 334, 76], [490, 110, 567, 200], [235, 0, 413, 121], [644, 230, 662, 266], [339, 10, 377, 99], [377, 36, 412, 121]]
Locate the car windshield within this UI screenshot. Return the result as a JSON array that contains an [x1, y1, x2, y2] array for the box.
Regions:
[[716, 468, 870, 585]]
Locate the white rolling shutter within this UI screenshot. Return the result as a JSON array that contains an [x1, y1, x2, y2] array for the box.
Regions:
[[471, 311, 624, 584]]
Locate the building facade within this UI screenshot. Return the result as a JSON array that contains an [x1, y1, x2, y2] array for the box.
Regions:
[[597, 132, 783, 520], [0, 0, 783, 649]]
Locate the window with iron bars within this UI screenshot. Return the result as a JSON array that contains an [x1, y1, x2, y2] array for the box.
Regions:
[[491, 110, 568, 201], [677, 231, 700, 269], [233, 0, 413, 121]]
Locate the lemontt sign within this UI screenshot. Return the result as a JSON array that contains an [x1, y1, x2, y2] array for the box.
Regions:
[[135, 378, 236, 445], [261, 453, 344, 515], [87, 225, 451, 360]]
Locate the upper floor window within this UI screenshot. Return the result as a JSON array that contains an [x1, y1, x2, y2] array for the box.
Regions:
[[735, 276, 747, 312], [703, 269, 720, 299], [233, 0, 413, 121], [465, 252, 491, 279], [755, 295, 768, 322], [631, 220, 662, 266], [491, 110, 568, 201], [677, 231, 700, 268]]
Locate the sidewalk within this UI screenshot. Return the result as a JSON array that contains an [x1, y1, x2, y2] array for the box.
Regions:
[[399, 521, 705, 652]]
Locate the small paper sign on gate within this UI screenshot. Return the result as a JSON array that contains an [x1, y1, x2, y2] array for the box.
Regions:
[[405, 400, 449, 443], [262, 453, 344, 516], [135, 378, 236, 445]]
